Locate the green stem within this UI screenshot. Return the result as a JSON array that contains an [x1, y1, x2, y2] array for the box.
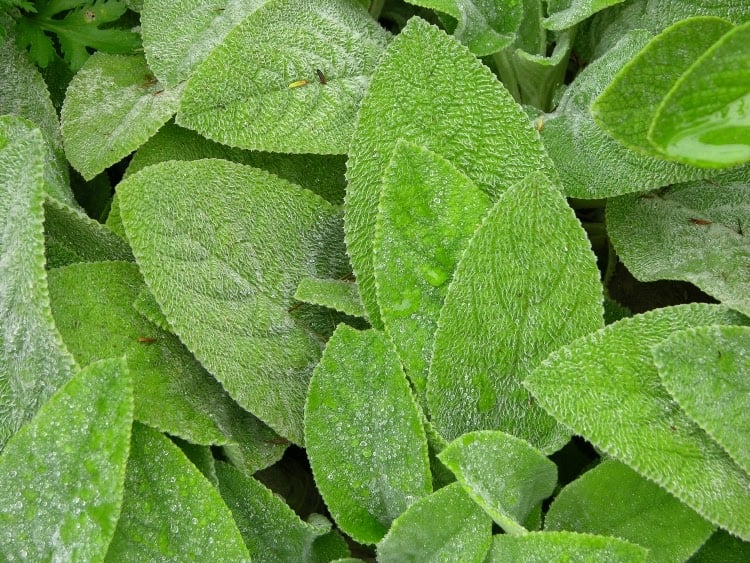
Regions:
[[369, 0, 385, 19], [492, 49, 522, 104]]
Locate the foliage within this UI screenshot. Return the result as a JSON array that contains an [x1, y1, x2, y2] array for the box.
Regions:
[[1, 0, 749, 560]]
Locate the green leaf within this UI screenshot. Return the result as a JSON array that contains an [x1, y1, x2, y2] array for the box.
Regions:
[[591, 17, 733, 158], [216, 461, 348, 561], [346, 16, 555, 328], [524, 303, 750, 540], [653, 325, 750, 475], [294, 277, 366, 319], [177, 0, 390, 154], [61, 53, 182, 180], [132, 286, 172, 332], [648, 21, 750, 168], [544, 0, 625, 31], [486, 531, 649, 562], [304, 325, 432, 545], [376, 482, 493, 563], [374, 141, 491, 397], [0, 358, 133, 561], [105, 423, 250, 561], [403, 0, 523, 56], [118, 159, 349, 444], [545, 459, 715, 563], [0, 115, 77, 449], [427, 172, 601, 450], [174, 438, 218, 486], [438, 431, 557, 535], [606, 168, 750, 317], [540, 30, 710, 198], [691, 530, 750, 562]]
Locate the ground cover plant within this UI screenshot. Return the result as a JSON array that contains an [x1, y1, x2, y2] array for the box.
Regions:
[[1, 0, 749, 560]]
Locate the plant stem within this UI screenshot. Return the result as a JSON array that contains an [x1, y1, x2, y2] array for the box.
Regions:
[[369, 0, 385, 19], [492, 49, 522, 104]]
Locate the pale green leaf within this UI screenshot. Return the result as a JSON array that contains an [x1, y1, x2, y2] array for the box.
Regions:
[[487, 531, 649, 562], [653, 325, 750, 475], [177, 0, 390, 154], [294, 277, 366, 319], [525, 303, 750, 540], [606, 168, 750, 316], [346, 17, 554, 328], [118, 159, 349, 444], [175, 438, 218, 486], [591, 17, 733, 158], [376, 482, 492, 563], [132, 286, 172, 332], [0, 115, 77, 449], [427, 172, 601, 450], [105, 193, 127, 239], [0, 358, 133, 561], [305, 325, 432, 545], [544, 0, 625, 31], [374, 141, 491, 397], [141, 0, 266, 87], [61, 53, 182, 180], [105, 423, 250, 562], [649, 21, 750, 168], [545, 459, 715, 563], [438, 431, 557, 535], [691, 530, 750, 562]]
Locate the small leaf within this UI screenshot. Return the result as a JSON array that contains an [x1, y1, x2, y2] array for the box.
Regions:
[[525, 303, 750, 540], [544, 0, 626, 31], [427, 172, 602, 450], [105, 423, 250, 561], [61, 53, 182, 180], [305, 325, 432, 545], [653, 325, 750, 475], [545, 459, 715, 563], [377, 482, 493, 563], [691, 530, 750, 562], [294, 277, 366, 318], [487, 531, 648, 562], [0, 358, 133, 561]]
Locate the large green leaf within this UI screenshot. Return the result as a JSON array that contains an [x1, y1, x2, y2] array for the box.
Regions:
[[61, 53, 182, 180], [653, 325, 750, 475], [177, 0, 390, 154], [606, 168, 750, 316], [438, 431, 557, 535], [487, 531, 648, 562], [376, 482, 492, 563], [525, 304, 750, 540], [0, 358, 132, 561], [544, 0, 625, 31], [545, 459, 715, 563], [427, 172, 601, 450], [118, 159, 349, 444], [345, 16, 554, 327], [105, 423, 250, 561], [374, 141, 491, 397], [304, 325, 432, 545], [0, 115, 77, 449]]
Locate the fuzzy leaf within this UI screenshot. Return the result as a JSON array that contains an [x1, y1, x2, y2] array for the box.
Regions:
[[177, 0, 390, 154], [376, 482, 492, 563], [294, 277, 365, 318], [525, 303, 750, 540], [374, 141, 491, 397], [0, 115, 77, 449], [691, 530, 750, 562], [427, 172, 602, 450], [545, 459, 715, 563], [132, 286, 172, 332], [438, 431, 557, 534], [61, 52, 182, 180], [606, 168, 750, 317], [105, 423, 250, 561], [544, 0, 625, 31], [653, 325, 750, 475], [487, 531, 648, 562], [118, 159, 349, 444], [346, 16, 554, 327], [0, 358, 133, 561], [304, 325, 432, 545]]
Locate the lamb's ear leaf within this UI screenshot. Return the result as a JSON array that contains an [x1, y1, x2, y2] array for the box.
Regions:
[[304, 325, 432, 545], [438, 431, 557, 535], [691, 530, 750, 562], [118, 159, 350, 444], [105, 423, 249, 561], [0, 358, 132, 561], [525, 303, 750, 540], [346, 16, 554, 327], [177, 0, 390, 154], [61, 53, 182, 180], [377, 482, 493, 562], [606, 167, 750, 317], [545, 459, 715, 562], [294, 277, 366, 319], [486, 531, 648, 562], [653, 325, 750, 476], [0, 115, 77, 449], [544, 0, 627, 31], [427, 172, 602, 451]]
